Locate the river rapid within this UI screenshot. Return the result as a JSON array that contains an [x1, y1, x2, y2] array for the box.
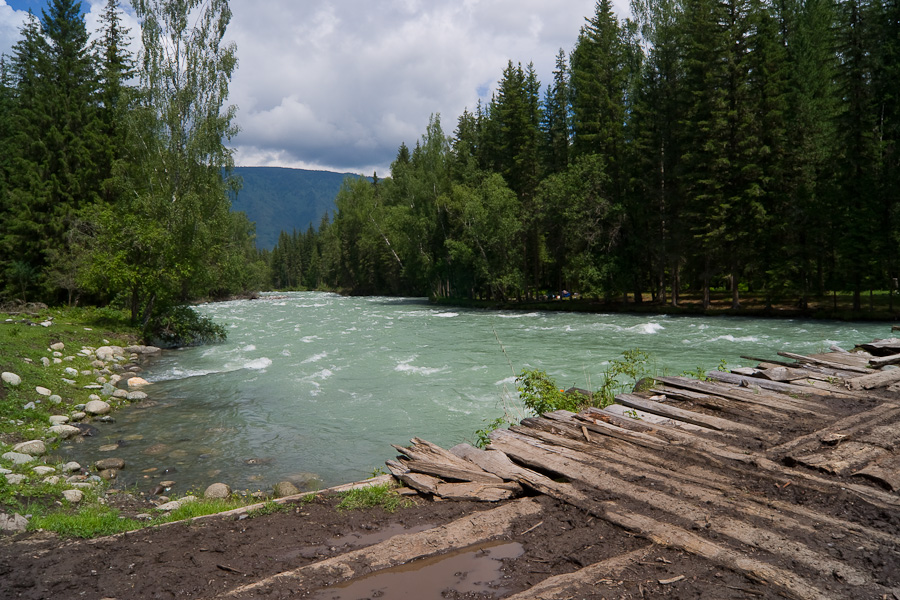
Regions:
[[62, 292, 893, 494]]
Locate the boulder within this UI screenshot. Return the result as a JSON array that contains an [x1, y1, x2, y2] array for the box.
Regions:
[[204, 483, 231, 499], [126, 377, 150, 388], [95, 346, 125, 361], [62, 462, 82, 473], [2, 451, 35, 465], [48, 415, 69, 425], [50, 342, 65, 351], [125, 345, 162, 356], [1, 372, 21, 387], [84, 400, 111, 415], [13, 440, 46, 456], [5, 474, 27, 485], [98, 469, 117, 480], [50, 423, 81, 440], [0, 513, 28, 533], [126, 391, 149, 401], [273, 481, 300, 498], [35, 386, 51, 396]]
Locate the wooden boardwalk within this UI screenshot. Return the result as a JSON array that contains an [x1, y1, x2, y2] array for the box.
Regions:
[[384, 338, 900, 600]]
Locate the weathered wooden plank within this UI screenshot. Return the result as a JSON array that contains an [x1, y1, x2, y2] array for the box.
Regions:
[[858, 338, 900, 356], [654, 376, 828, 414], [397, 456, 504, 484], [433, 481, 522, 502], [792, 442, 889, 476], [846, 367, 900, 390], [615, 393, 764, 434], [223, 498, 543, 598], [854, 454, 900, 491], [766, 402, 900, 455], [603, 402, 711, 432], [869, 353, 900, 368], [706, 370, 842, 396], [648, 387, 793, 422], [778, 351, 873, 374], [548, 409, 671, 450]]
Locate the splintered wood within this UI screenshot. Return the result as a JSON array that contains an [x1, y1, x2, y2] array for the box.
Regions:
[[388, 337, 900, 600]]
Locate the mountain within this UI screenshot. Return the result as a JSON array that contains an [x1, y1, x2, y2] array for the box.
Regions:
[[230, 166, 361, 249]]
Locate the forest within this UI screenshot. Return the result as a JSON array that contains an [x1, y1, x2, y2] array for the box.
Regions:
[[267, 0, 900, 312], [0, 0, 266, 340]]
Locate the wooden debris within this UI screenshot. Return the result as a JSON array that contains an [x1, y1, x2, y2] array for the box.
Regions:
[[853, 454, 900, 491], [870, 353, 900, 368], [846, 367, 900, 390], [778, 351, 874, 373], [858, 338, 900, 356]]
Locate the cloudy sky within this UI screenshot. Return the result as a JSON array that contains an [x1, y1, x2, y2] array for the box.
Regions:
[[1, 0, 631, 175]]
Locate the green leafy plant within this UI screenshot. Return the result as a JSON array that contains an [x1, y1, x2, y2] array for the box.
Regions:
[[475, 416, 509, 448], [517, 369, 588, 415]]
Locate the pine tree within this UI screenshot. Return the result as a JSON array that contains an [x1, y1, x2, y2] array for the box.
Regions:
[[540, 49, 571, 176]]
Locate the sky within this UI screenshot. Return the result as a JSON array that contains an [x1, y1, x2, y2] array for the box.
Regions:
[[1, 0, 632, 175]]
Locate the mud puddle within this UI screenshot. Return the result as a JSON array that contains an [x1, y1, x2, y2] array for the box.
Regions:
[[311, 540, 524, 599]]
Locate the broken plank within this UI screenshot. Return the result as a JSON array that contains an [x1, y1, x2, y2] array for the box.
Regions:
[[858, 338, 900, 356], [603, 402, 712, 433], [778, 351, 873, 374], [846, 368, 900, 391], [615, 393, 764, 434], [397, 456, 504, 484], [705, 370, 841, 396], [648, 387, 791, 422], [792, 442, 888, 476], [766, 402, 900, 455], [433, 481, 522, 502], [854, 454, 900, 492], [869, 353, 900, 368], [654, 376, 827, 414]]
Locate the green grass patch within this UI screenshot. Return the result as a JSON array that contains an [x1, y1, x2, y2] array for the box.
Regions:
[[29, 504, 144, 538], [336, 483, 411, 513]]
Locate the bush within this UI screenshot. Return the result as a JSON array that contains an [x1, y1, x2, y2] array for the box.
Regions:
[[145, 305, 226, 348]]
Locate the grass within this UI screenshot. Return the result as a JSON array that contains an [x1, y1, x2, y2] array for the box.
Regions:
[[336, 482, 411, 513]]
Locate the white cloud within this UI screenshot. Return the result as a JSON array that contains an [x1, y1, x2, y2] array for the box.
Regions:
[[1, 0, 633, 175]]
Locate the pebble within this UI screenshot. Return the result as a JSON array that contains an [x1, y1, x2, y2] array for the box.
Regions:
[[48, 394, 62, 405], [155, 496, 197, 511], [64, 367, 79, 377], [99, 444, 119, 452], [70, 412, 86, 421], [5, 474, 27, 485], [63, 462, 82, 473], [50, 342, 65, 351], [127, 391, 149, 401], [33, 466, 55, 476], [35, 386, 51, 396], [50, 424, 82, 439], [48, 415, 69, 425], [96, 458, 126, 470]]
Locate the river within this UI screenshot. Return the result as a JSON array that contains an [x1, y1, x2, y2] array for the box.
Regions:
[[61, 292, 892, 495]]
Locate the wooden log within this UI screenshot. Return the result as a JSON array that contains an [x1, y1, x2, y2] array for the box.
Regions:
[[741, 354, 797, 368], [648, 387, 790, 422], [603, 402, 712, 433], [869, 353, 900, 368], [615, 393, 764, 434], [553, 409, 671, 449], [766, 402, 900, 456], [792, 442, 888, 476], [396, 470, 442, 495], [433, 481, 522, 502], [778, 351, 873, 374], [397, 455, 504, 484], [846, 367, 900, 390], [705, 370, 830, 396], [223, 498, 543, 598], [753, 366, 820, 382], [858, 338, 900, 356]]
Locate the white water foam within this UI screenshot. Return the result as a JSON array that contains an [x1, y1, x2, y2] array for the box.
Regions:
[[244, 357, 273, 370], [302, 352, 328, 364], [631, 322, 664, 334], [395, 359, 446, 375], [709, 334, 760, 343], [434, 312, 459, 318]]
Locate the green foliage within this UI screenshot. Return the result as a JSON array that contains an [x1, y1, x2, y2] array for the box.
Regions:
[[336, 483, 411, 513], [474, 416, 510, 449], [29, 505, 144, 538], [146, 305, 226, 348], [517, 370, 588, 416]]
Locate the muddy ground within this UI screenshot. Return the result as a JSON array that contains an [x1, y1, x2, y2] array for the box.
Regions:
[[0, 487, 858, 600]]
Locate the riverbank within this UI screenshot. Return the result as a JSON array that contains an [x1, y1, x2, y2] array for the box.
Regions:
[[430, 290, 900, 322]]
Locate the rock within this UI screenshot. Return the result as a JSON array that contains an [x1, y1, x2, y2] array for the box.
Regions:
[[62, 462, 82, 473], [98, 469, 117, 480], [126, 391, 148, 401], [204, 483, 231, 499], [155, 496, 197, 512], [95, 346, 124, 361], [125, 345, 162, 356], [13, 440, 46, 456], [1, 372, 21, 387], [5, 474, 27, 485], [48, 394, 62, 405], [2, 451, 35, 465], [50, 342, 65, 351], [136, 513, 152, 520], [0, 468, 10, 475], [95, 458, 125, 470], [0, 513, 28, 533], [35, 386, 51, 396], [49, 424, 82, 439], [23, 402, 36, 410], [48, 415, 69, 425], [61, 378, 75, 385], [126, 376, 150, 388], [84, 400, 111, 415], [88, 394, 102, 402], [112, 389, 129, 399], [98, 444, 119, 452], [62, 489, 84, 503], [159, 480, 176, 488], [64, 367, 79, 377], [32, 466, 55, 476], [273, 481, 301, 498], [42, 475, 60, 485], [91, 360, 106, 369], [41, 357, 50, 367], [70, 412, 86, 421], [101, 383, 116, 396]]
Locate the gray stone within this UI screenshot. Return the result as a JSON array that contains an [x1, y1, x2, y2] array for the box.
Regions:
[[1, 372, 21, 387], [95, 458, 125, 470], [70, 412, 86, 421], [96, 346, 125, 361], [101, 383, 116, 396], [98, 469, 117, 480], [127, 376, 150, 388], [48, 415, 69, 425], [273, 481, 300, 498], [63, 461, 82, 473], [84, 400, 111, 415], [23, 402, 36, 410], [48, 394, 62, 405], [13, 440, 45, 456], [126, 391, 149, 401], [64, 367, 79, 377], [35, 386, 51, 396], [42, 475, 60, 485], [50, 425, 81, 440], [0, 513, 28, 533], [50, 342, 65, 351], [62, 489, 84, 503], [125, 344, 162, 355], [41, 357, 50, 367], [2, 451, 35, 465], [155, 496, 197, 511], [5, 474, 26, 485], [61, 378, 76, 386], [204, 483, 231, 499], [112, 389, 129, 399], [32, 466, 55, 476]]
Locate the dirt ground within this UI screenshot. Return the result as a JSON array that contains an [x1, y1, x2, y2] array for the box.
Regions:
[[0, 487, 856, 600]]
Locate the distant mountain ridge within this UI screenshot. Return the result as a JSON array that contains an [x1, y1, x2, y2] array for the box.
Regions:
[[230, 166, 361, 249]]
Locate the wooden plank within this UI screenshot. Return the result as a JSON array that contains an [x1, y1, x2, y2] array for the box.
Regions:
[[433, 481, 522, 502], [654, 376, 828, 414], [854, 454, 900, 491], [548, 409, 671, 450], [766, 402, 900, 456], [858, 338, 900, 356], [650, 388, 793, 422], [397, 456, 504, 484], [778, 351, 873, 374], [846, 368, 900, 390], [869, 353, 900, 368], [223, 498, 543, 598], [603, 402, 711, 432], [792, 442, 889, 476], [615, 393, 764, 434], [705, 370, 841, 396]]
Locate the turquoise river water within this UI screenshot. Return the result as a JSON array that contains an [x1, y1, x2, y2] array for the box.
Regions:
[[62, 292, 894, 494]]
